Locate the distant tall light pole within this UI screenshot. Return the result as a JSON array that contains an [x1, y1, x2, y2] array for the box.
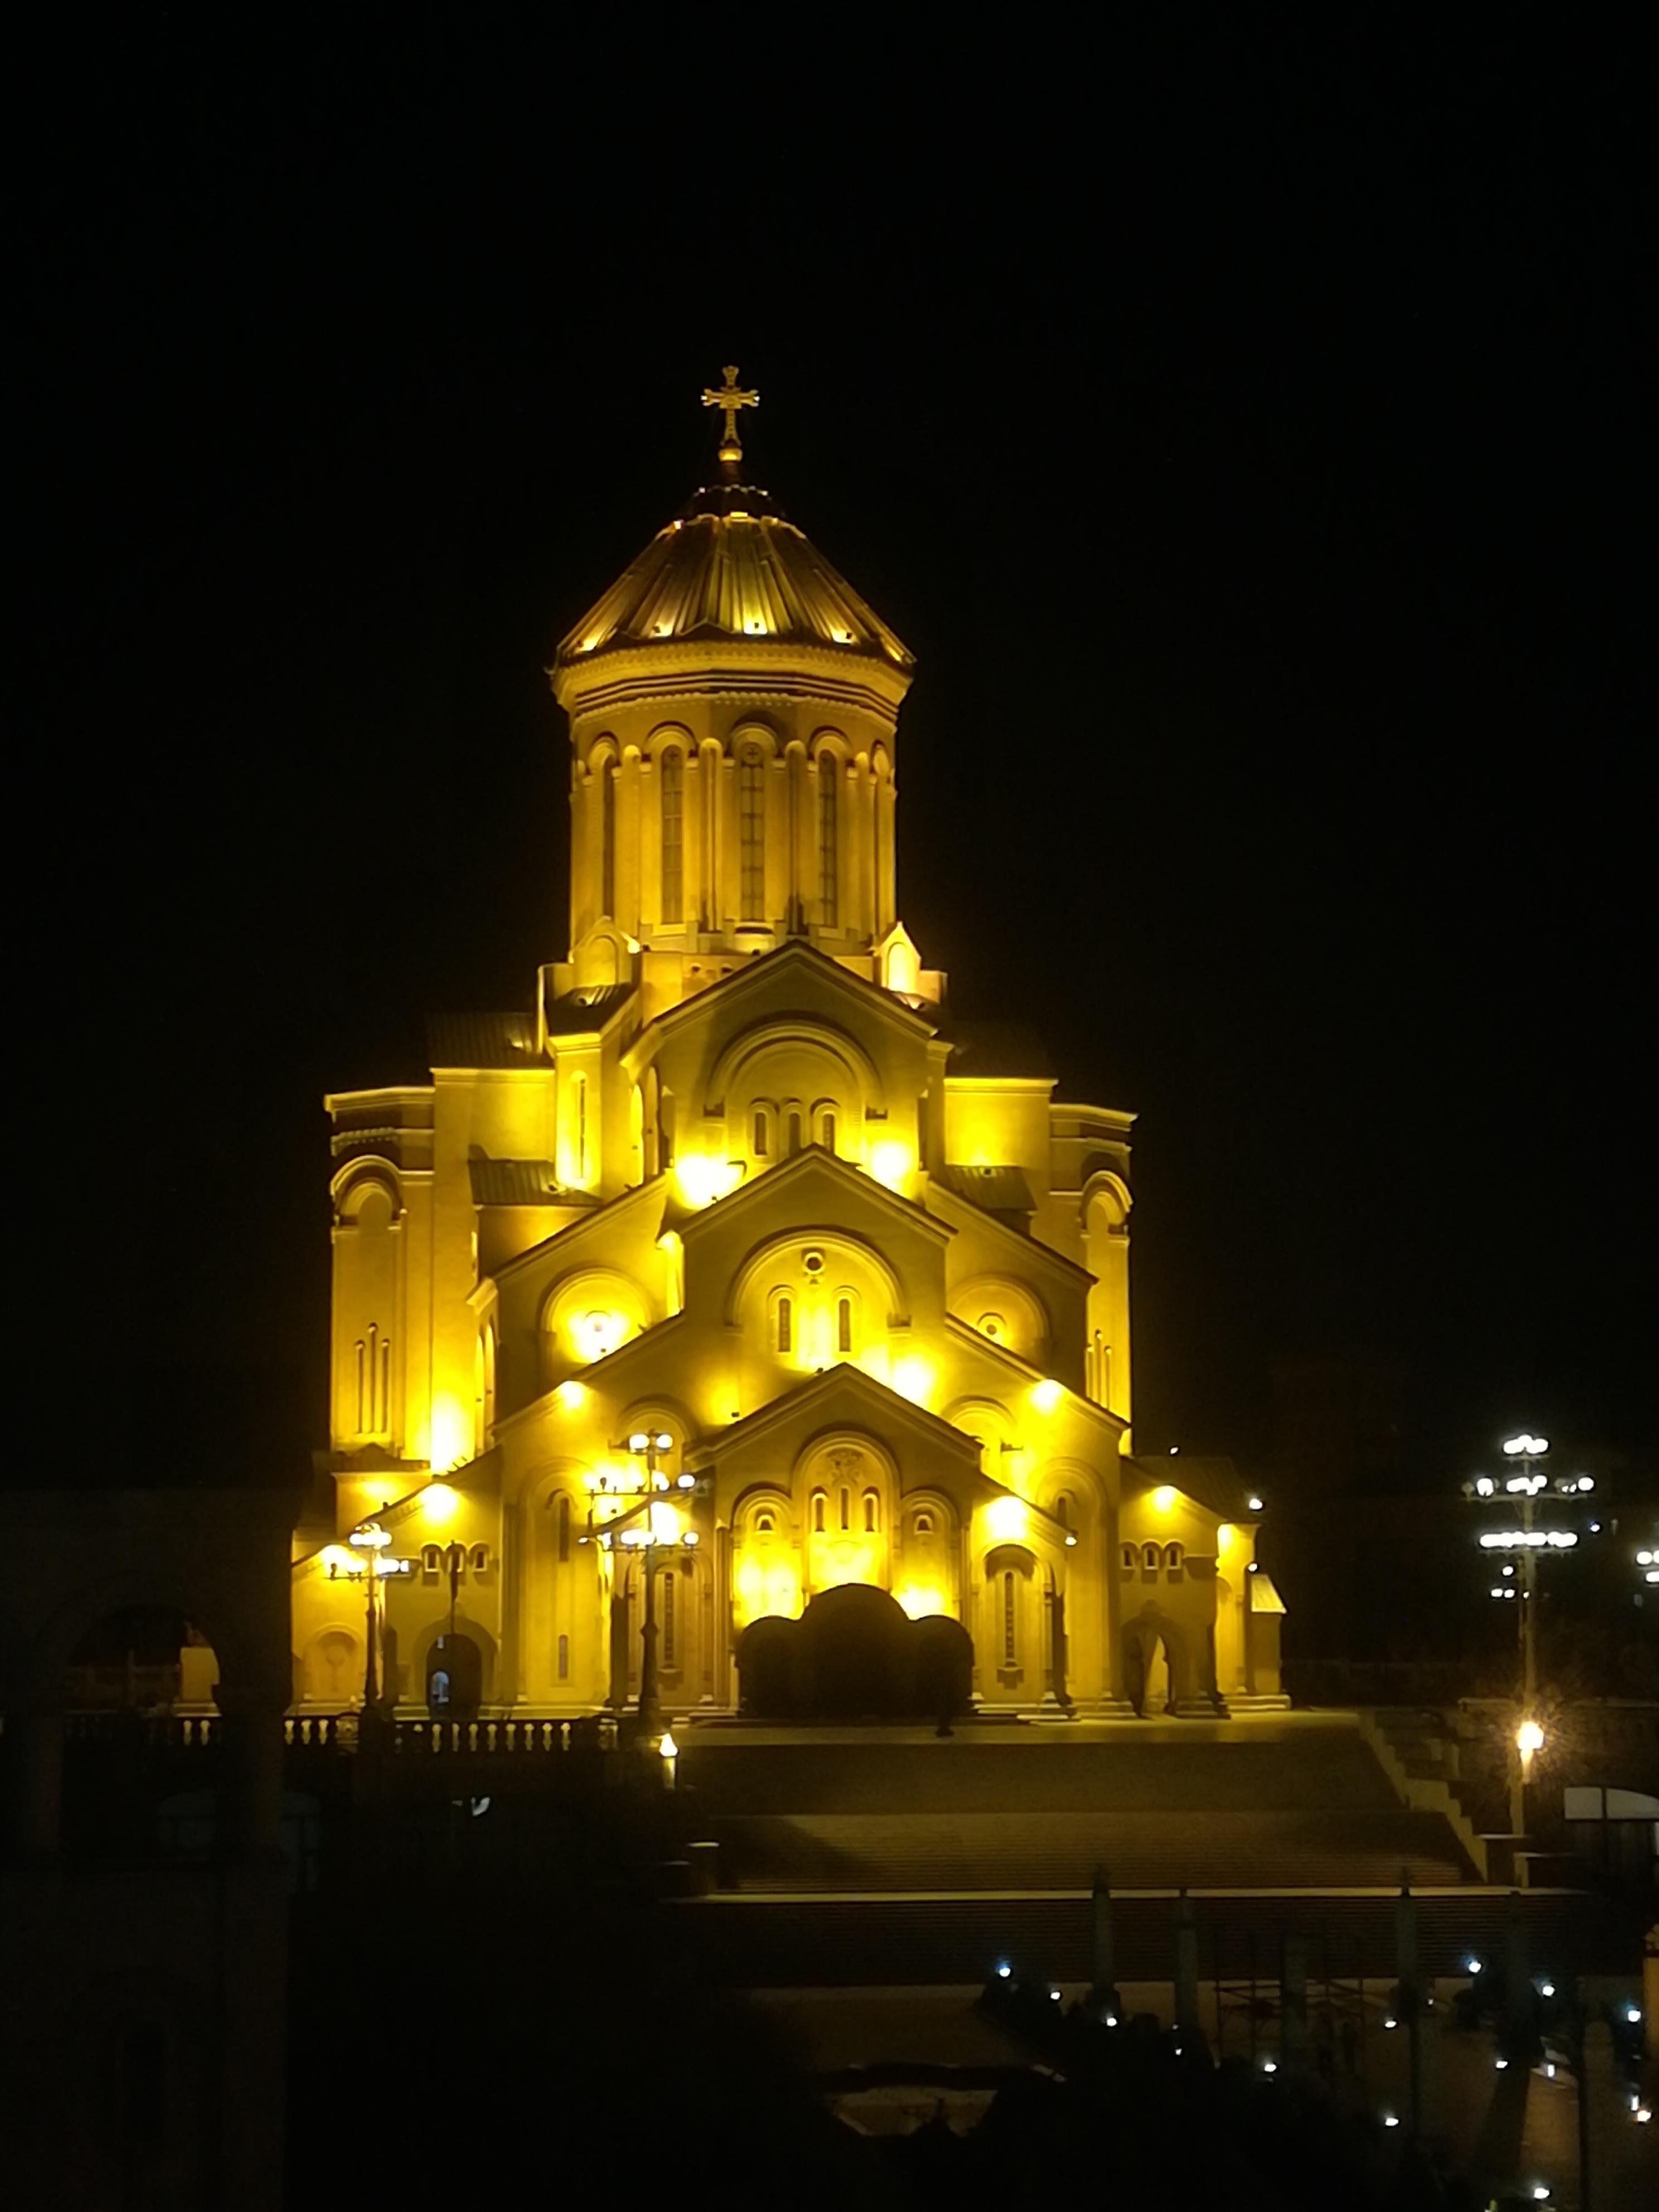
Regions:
[[1463, 1432, 1602, 1835]]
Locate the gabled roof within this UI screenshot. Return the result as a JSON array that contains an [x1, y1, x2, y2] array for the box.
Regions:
[[543, 982, 637, 1037], [927, 1181, 1095, 1294], [468, 1158, 595, 1208], [935, 1163, 1037, 1217], [1123, 1453, 1255, 1520], [628, 937, 938, 1064], [678, 1142, 952, 1253], [428, 1012, 541, 1071], [939, 1314, 1128, 1439], [686, 1360, 983, 1474], [491, 1173, 670, 1285]]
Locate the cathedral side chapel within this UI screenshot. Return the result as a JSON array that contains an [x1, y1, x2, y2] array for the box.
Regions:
[[291, 370, 1287, 1721]]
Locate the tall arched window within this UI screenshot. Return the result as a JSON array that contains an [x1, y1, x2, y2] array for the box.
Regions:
[[812, 1493, 826, 1534], [660, 750, 683, 922], [839, 1486, 851, 1532], [837, 1296, 853, 1356], [787, 1109, 803, 1156], [739, 748, 765, 920], [820, 1108, 837, 1154], [1003, 1571, 1018, 1663], [751, 1108, 769, 1159], [863, 1490, 879, 1533], [557, 1632, 569, 1681], [776, 1294, 793, 1354], [662, 1566, 677, 1667], [818, 761, 838, 925], [556, 1494, 571, 1565], [599, 758, 615, 918]]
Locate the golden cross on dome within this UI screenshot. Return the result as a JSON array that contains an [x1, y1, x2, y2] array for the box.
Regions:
[[701, 363, 759, 461]]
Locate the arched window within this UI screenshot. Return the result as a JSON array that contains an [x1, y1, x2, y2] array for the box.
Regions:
[[818, 761, 838, 925], [863, 1490, 879, 1534], [1163, 1541, 1185, 1581], [786, 1109, 803, 1156], [599, 758, 615, 918], [820, 1108, 837, 1154], [1141, 1541, 1160, 1573], [470, 1544, 489, 1573], [1056, 1493, 1072, 1529], [837, 1296, 853, 1356], [662, 1566, 677, 1667], [421, 1544, 442, 1576], [556, 1495, 571, 1565], [756, 1510, 777, 1535], [914, 1511, 934, 1535], [1120, 1544, 1137, 1573], [739, 748, 764, 920], [1003, 1570, 1018, 1663], [776, 1294, 793, 1354], [752, 1108, 769, 1159], [839, 1486, 851, 1532], [660, 749, 683, 923], [557, 1633, 569, 1681], [812, 1493, 826, 1534]]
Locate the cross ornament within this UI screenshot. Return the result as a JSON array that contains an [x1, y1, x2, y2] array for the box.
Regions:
[[701, 363, 759, 459]]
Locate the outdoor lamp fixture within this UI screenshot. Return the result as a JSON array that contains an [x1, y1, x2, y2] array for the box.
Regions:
[[614, 1429, 690, 1731], [1503, 1433, 1550, 1458], [658, 1729, 678, 1788], [336, 1520, 412, 1709]]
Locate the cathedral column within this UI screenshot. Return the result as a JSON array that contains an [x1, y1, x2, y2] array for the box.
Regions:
[[617, 749, 643, 938], [638, 754, 659, 928], [849, 760, 871, 943], [875, 766, 896, 937], [715, 746, 737, 930], [765, 748, 788, 928]]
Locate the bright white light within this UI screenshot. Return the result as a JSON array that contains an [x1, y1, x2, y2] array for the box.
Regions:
[[1532, 2189, 1550, 2203], [1248, 1495, 1264, 1512], [654, 1430, 673, 1452], [1639, 1551, 1655, 1567], [1383, 2016, 1398, 2030], [1577, 1476, 1594, 1491], [1540, 1981, 1555, 1997], [1517, 1719, 1545, 1757], [1636, 2107, 1652, 2123], [658, 1731, 678, 1759], [1544, 2062, 1555, 2078], [1382, 2113, 1400, 2128], [996, 1962, 1011, 1978], [627, 1431, 649, 1452], [1104, 2014, 1118, 2027], [1626, 2005, 1642, 2024], [1050, 1987, 1062, 2002], [1496, 2057, 1509, 2070], [1467, 1957, 1483, 1975], [1476, 1476, 1495, 1496], [1262, 2058, 1277, 2073]]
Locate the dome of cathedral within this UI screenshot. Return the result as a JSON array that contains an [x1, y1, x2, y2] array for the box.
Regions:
[[555, 370, 911, 682], [554, 476, 913, 675]]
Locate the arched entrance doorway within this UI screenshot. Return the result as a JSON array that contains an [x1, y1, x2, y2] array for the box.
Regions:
[[426, 1632, 483, 1720]]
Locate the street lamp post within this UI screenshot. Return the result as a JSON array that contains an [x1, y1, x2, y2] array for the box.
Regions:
[[581, 1432, 703, 1735], [329, 1520, 413, 1712]]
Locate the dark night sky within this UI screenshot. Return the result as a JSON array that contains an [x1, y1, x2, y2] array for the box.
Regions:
[[13, 14, 1652, 1485]]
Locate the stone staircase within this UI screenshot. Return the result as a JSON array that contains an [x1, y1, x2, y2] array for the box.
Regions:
[[678, 1723, 1477, 1895], [1356, 1707, 1583, 1887], [709, 1806, 1469, 1892]]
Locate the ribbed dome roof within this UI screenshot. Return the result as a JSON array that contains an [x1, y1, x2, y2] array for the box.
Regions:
[[555, 475, 913, 672]]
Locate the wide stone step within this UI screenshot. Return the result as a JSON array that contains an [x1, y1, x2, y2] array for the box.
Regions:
[[707, 1809, 1471, 1893]]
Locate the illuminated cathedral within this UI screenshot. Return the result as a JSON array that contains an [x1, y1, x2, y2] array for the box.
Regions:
[[290, 370, 1286, 1722]]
